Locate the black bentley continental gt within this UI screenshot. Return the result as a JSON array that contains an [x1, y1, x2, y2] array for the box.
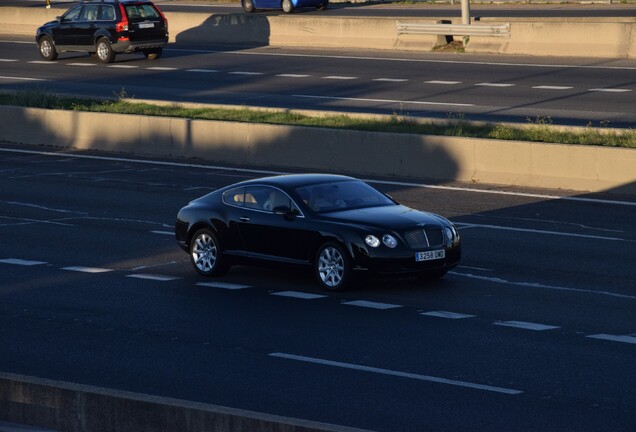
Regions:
[[175, 174, 461, 291]]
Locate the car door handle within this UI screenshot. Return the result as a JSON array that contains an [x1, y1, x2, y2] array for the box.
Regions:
[[240, 216, 250, 222]]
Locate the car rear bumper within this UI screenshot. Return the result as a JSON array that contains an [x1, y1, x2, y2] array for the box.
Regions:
[[113, 37, 167, 53]]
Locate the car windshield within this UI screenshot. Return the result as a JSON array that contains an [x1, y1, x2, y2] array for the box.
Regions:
[[296, 180, 394, 213]]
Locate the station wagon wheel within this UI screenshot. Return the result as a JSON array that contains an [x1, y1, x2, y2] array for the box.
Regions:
[[315, 242, 352, 291], [190, 228, 229, 276], [282, 0, 295, 13], [95, 38, 116, 63], [38, 36, 58, 61], [241, 0, 255, 13], [143, 48, 163, 60]]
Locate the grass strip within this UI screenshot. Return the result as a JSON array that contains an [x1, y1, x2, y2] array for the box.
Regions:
[[1, 90, 634, 149]]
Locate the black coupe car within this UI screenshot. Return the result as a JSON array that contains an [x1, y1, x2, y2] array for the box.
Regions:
[[175, 174, 461, 291]]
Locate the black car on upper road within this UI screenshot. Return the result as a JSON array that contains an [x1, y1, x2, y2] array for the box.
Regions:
[[36, 0, 168, 63], [176, 174, 461, 291]]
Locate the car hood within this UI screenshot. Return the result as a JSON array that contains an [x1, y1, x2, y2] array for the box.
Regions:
[[320, 205, 447, 231]]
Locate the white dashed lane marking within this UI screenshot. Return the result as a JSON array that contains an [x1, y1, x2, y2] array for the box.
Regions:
[[108, 65, 139, 69], [342, 300, 402, 310], [187, 69, 219, 73], [475, 83, 515, 87], [0, 258, 47, 266], [61, 266, 113, 273], [323, 75, 358, 80], [587, 334, 636, 345], [147, 67, 178, 71], [424, 80, 461, 85], [0, 59, 18, 62], [421, 311, 476, 320], [271, 291, 327, 300], [127, 274, 180, 281], [494, 321, 560, 331], [67, 63, 96, 67], [373, 78, 408, 82], [533, 85, 573, 90], [229, 71, 264, 75], [589, 88, 632, 93], [197, 281, 251, 290], [150, 230, 174, 236], [276, 74, 310, 78]]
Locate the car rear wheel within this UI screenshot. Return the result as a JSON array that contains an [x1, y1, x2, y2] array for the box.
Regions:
[[315, 242, 352, 291], [143, 48, 162, 60], [95, 38, 115, 63], [282, 0, 295, 13], [241, 0, 256, 13], [190, 228, 229, 276], [38, 36, 58, 61]]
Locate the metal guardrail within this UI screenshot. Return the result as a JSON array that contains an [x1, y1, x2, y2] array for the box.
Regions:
[[397, 22, 511, 38]]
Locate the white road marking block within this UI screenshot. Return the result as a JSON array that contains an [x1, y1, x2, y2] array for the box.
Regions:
[[342, 300, 401, 310], [587, 334, 636, 345], [197, 281, 251, 290], [494, 321, 559, 331], [271, 291, 327, 299], [127, 274, 179, 281], [323, 76, 357, 80], [0, 258, 47, 266], [475, 83, 515, 87], [187, 69, 218, 73], [62, 266, 112, 273], [150, 230, 173, 236], [424, 80, 461, 85], [533, 86, 573, 90], [421, 311, 475, 319]]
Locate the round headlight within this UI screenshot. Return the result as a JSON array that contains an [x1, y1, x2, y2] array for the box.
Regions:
[[365, 235, 380, 248], [382, 234, 398, 248]]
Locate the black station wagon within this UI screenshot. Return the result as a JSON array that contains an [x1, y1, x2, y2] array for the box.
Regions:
[[36, 0, 168, 63]]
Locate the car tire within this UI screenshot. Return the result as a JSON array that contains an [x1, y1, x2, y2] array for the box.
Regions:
[[316, 1, 328, 10], [190, 228, 230, 277], [38, 36, 58, 61], [143, 48, 162, 60], [282, 0, 295, 13], [241, 0, 256, 13], [315, 242, 352, 291], [95, 38, 116, 64]]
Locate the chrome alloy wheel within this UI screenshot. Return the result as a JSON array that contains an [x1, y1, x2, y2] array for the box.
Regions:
[[192, 232, 218, 273], [40, 39, 52, 57], [318, 246, 345, 288]]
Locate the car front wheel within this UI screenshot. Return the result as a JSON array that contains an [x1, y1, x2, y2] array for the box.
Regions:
[[38, 36, 58, 61], [95, 38, 115, 63], [315, 242, 352, 291], [241, 0, 256, 12], [282, 0, 295, 13], [190, 229, 229, 276]]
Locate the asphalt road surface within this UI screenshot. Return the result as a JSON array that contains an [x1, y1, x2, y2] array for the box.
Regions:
[[1, 143, 635, 431], [2, 37, 636, 127]]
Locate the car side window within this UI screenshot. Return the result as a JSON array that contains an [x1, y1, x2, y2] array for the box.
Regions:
[[98, 5, 116, 21], [222, 187, 245, 207], [80, 5, 99, 21], [62, 5, 81, 22]]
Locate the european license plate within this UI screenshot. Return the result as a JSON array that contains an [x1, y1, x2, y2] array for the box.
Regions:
[[415, 250, 445, 262], [139, 22, 155, 28]]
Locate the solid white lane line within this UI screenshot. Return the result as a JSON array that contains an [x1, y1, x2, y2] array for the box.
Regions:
[[342, 300, 401, 310], [421, 311, 475, 319], [587, 334, 636, 345], [277, 74, 310, 78], [451, 272, 636, 300], [373, 78, 408, 82], [62, 266, 112, 273], [0, 258, 47, 266], [588, 88, 632, 93], [453, 222, 630, 242], [187, 69, 219, 73], [3, 148, 635, 207], [494, 320, 560, 331], [197, 281, 251, 290], [424, 80, 461, 85], [475, 83, 515, 87], [533, 85, 573, 90], [272, 291, 327, 299], [127, 274, 179, 281], [269, 352, 523, 395], [293, 94, 475, 108], [323, 75, 358, 80]]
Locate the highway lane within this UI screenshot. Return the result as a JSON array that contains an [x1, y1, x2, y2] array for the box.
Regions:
[[0, 143, 635, 431], [2, 38, 636, 127], [7, 0, 636, 18]]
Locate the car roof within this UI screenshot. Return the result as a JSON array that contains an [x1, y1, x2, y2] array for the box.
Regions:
[[238, 174, 357, 189]]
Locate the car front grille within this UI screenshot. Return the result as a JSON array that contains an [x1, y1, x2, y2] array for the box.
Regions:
[[403, 227, 444, 249]]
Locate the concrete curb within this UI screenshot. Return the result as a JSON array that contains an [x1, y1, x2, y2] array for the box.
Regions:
[[2, 6, 636, 57], [0, 373, 373, 432], [1, 105, 634, 194]]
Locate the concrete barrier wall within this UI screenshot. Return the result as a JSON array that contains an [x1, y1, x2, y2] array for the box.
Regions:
[[2, 6, 635, 57], [0, 372, 372, 432], [1, 105, 635, 194]]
